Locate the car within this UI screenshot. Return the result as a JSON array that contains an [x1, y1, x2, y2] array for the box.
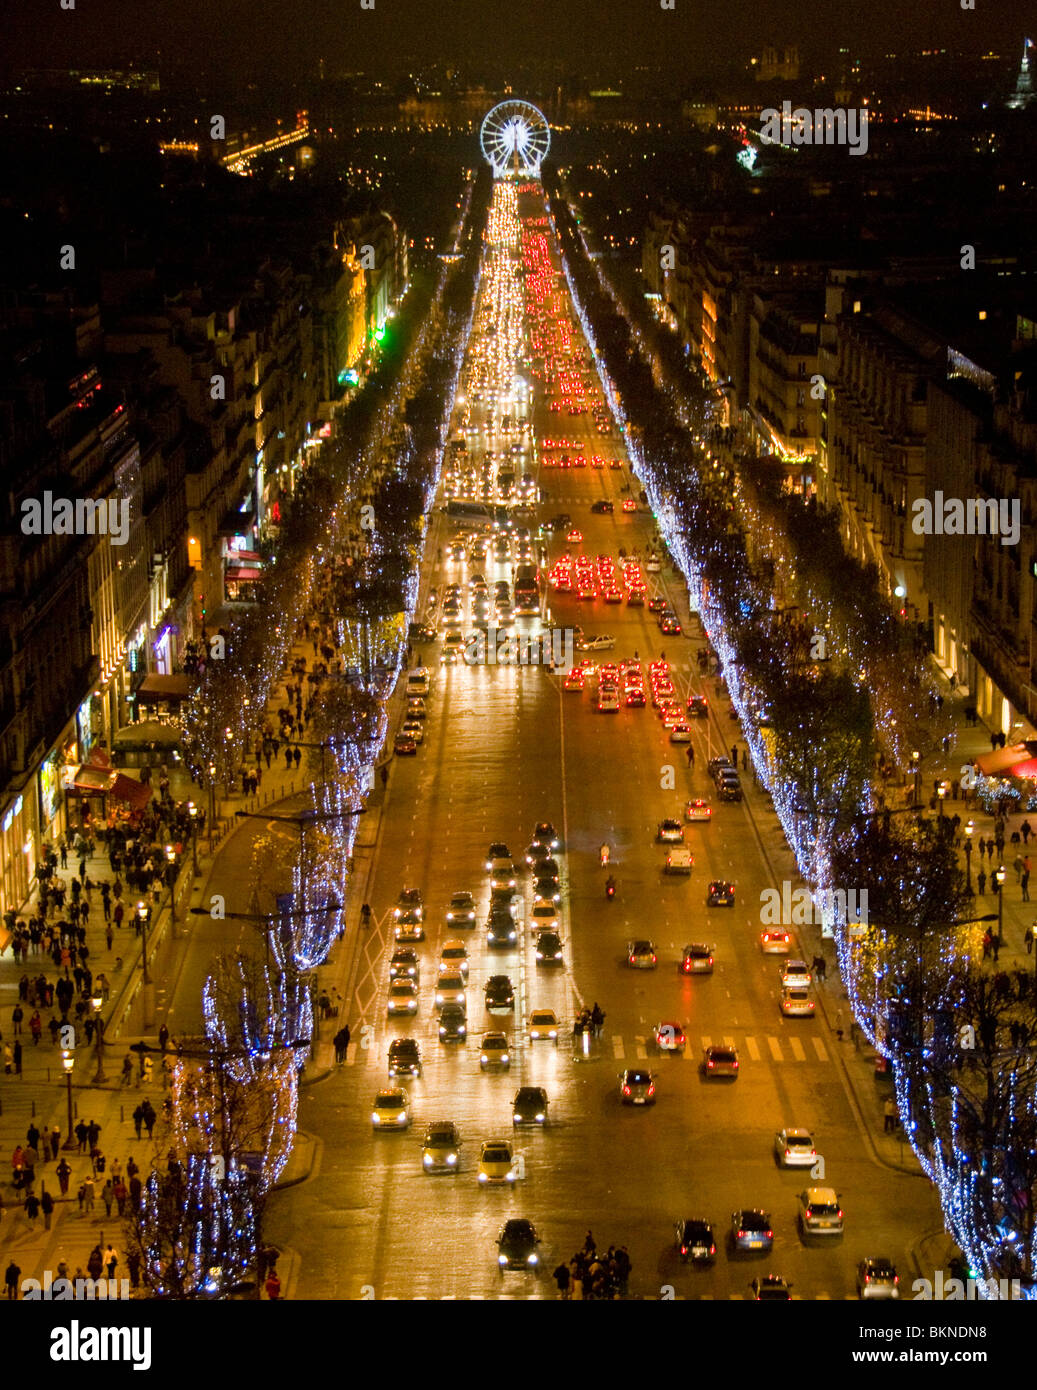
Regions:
[[760, 930, 792, 955], [686, 694, 709, 718], [645, 556, 661, 572], [496, 1218, 541, 1273], [597, 689, 620, 712], [478, 1139, 518, 1185], [750, 1275, 793, 1301], [619, 1068, 656, 1105], [680, 943, 714, 975], [394, 889, 423, 922], [675, 1218, 716, 1264], [534, 930, 564, 964], [779, 960, 813, 989], [664, 849, 694, 875], [387, 1038, 422, 1077], [857, 1257, 900, 1299], [717, 775, 743, 802], [401, 720, 425, 744], [393, 913, 425, 944], [684, 799, 712, 823], [781, 987, 816, 1018], [486, 842, 511, 870], [532, 822, 561, 851], [528, 1009, 560, 1043], [657, 819, 684, 844], [707, 756, 733, 775], [530, 899, 560, 933], [702, 1045, 739, 1077], [484, 975, 515, 1010], [387, 979, 418, 1016], [707, 880, 735, 907], [566, 528, 584, 543], [406, 667, 432, 696], [446, 891, 476, 927], [437, 939, 469, 979], [513, 1086, 549, 1126], [393, 733, 417, 755], [621, 499, 638, 513], [563, 669, 585, 691], [627, 940, 658, 969], [422, 1121, 461, 1172], [626, 590, 645, 606], [647, 595, 668, 613], [371, 1087, 411, 1129], [625, 687, 646, 706], [669, 723, 693, 743], [435, 971, 467, 1009], [655, 1021, 687, 1052], [389, 947, 419, 981], [774, 1129, 818, 1168], [479, 1031, 511, 1069], [487, 914, 518, 948], [545, 514, 572, 531], [798, 1187, 844, 1235], [590, 500, 614, 514], [579, 634, 616, 652], [489, 858, 518, 890], [532, 875, 561, 904], [731, 1209, 774, 1252], [438, 1002, 467, 1041], [405, 697, 427, 721]]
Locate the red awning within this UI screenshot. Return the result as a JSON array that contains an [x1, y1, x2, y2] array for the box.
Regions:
[[109, 774, 152, 809], [225, 567, 261, 581], [974, 742, 1037, 776], [70, 766, 113, 795], [136, 674, 193, 704]]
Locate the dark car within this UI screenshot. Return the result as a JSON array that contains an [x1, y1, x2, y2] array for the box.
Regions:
[[497, 1218, 541, 1273], [387, 1038, 422, 1077], [532, 821, 561, 851], [533, 874, 561, 903], [717, 776, 743, 803], [751, 1275, 792, 1301], [485, 974, 515, 1009], [707, 880, 736, 907], [487, 911, 518, 949], [545, 514, 572, 532], [731, 1209, 774, 1252], [486, 841, 511, 869], [389, 948, 420, 981], [394, 733, 417, 755], [675, 1218, 716, 1264], [438, 1002, 467, 1042], [513, 1086, 549, 1126], [648, 596, 669, 613], [538, 857, 561, 883], [407, 621, 436, 643], [659, 614, 682, 635], [620, 1068, 656, 1105], [590, 500, 614, 514], [686, 695, 709, 718], [534, 930, 564, 964], [524, 841, 551, 869]]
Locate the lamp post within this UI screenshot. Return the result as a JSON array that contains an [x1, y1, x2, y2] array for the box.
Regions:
[[964, 819, 974, 893], [995, 865, 1006, 945], [61, 1050, 78, 1148], [911, 750, 920, 808], [937, 780, 948, 817], [207, 762, 217, 850], [90, 993, 108, 1085], [188, 802, 199, 877]]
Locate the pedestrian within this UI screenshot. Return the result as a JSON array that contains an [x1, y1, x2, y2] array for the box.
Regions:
[[75, 1120, 88, 1153], [1014, 853, 1024, 883], [87, 1247, 103, 1280], [23, 1191, 40, 1227], [730, 744, 737, 766], [977, 869, 987, 896], [5, 1260, 21, 1300], [56, 1158, 71, 1195], [982, 928, 992, 958], [102, 1179, 115, 1217], [293, 746, 301, 769], [113, 1178, 128, 1215], [142, 1056, 153, 1085], [132, 1105, 144, 1140], [686, 744, 694, 768], [835, 1010, 844, 1041], [122, 1055, 133, 1086], [105, 924, 113, 951], [380, 764, 389, 788], [883, 1098, 896, 1133], [11, 1004, 23, 1034], [158, 1024, 169, 1051], [86, 1119, 101, 1149], [553, 1261, 571, 1299], [82, 1176, 95, 1212], [142, 1102, 156, 1139], [41, 1189, 53, 1230], [13, 1039, 22, 1075], [1023, 871, 1031, 903], [265, 1269, 282, 1300], [1023, 819, 1033, 845], [992, 934, 1001, 963], [105, 1244, 119, 1279], [584, 1229, 596, 1254], [1026, 925, 1034, 955]]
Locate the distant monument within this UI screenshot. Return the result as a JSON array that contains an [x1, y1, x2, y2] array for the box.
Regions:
[[1006, 37, 1034, 110]]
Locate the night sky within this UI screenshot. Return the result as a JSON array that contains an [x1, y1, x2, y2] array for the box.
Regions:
[[3, 0, 1036, 87]]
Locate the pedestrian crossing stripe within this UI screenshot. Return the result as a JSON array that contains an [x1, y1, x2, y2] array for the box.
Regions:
[[345, 1033, 829, 1064]]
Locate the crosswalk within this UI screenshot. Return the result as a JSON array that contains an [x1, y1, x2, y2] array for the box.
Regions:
[[344, 1031, 831, 1065]]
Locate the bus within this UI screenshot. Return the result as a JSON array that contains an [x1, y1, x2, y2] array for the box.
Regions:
[[513, 562, 540, 615]]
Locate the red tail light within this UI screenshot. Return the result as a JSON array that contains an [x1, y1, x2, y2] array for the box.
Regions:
[[837, 1210, 843, 1219], [647, 1084, 655, 1095], [650, 954, 657, 963], [680, 1245, 688, 1255], [710, 1245, 716, 1255], [765, 1230, 773, 1238], [622, 1085, 630, 1096], [737, 1230, 745, 1239]]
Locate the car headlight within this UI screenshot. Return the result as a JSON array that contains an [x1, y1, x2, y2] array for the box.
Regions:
[[498, 1254, 508, 1265], [446, 1153, 457, 1165], [527, 1253, 539, 1265], [506, 1170, 516, 1182], [548, 1030, 557, 1038], [372, 1113, 381, 1124], [397, 1114, 407, 1125], [479, 1172, 488, 1183], [535, 1113, 544, 1122], [423, 1154, 433, 1165], [501, 1054, 509, 1064]]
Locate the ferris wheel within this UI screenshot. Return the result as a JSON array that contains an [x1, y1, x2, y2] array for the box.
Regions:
[[479, 100, 551, 179]]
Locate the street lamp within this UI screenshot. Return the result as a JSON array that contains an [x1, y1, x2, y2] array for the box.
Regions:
[[61, 1051, 78, 1149], [911, 750, 920, 808], [90, 993, 107, 1085], [964, 820, 974, 894], [995, 865, 1006, 945], [188, 802, 199, 877], [136, 900, 151, 986], [937, 780, 948, 817]]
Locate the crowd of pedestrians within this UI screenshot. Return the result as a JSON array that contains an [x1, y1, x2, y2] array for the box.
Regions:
[[552, 1232, 631, 1299]]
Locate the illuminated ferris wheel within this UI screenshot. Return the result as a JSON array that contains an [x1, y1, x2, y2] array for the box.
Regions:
[[479, 100, 551, 178]]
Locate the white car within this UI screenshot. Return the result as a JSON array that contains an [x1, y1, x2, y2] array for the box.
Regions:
[[434, 972, 467, 1008], [529, 898, 560, 931], [528, 1009, 560, 1043], [774, 1128, 817, 1168], [401, 719, 424, 744], [668, 724, 692, 743], [490, 858, 517, 890], [798, 1187, 844, 1235], [664, 849, 694, 875], [446, 891, 476, 926], [597, 690, 620, 712], [478, 1139, 518, 1185], [684, 799, 712, 823], [780, 960, 813, 989], [371, 1088, 411, 1129], [781, 987, 816, 1018], [387, 979, 418, 1016], [579, 635, 616, 652], [439, 940, 470, 979], [406, 668, 431, 697], [760, 930, 792, 955], [645, 557, 661, 573]]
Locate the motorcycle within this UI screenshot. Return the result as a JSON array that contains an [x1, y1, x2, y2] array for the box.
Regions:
[[605, 876, 616, 900], [599, 844, 610, 866]]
